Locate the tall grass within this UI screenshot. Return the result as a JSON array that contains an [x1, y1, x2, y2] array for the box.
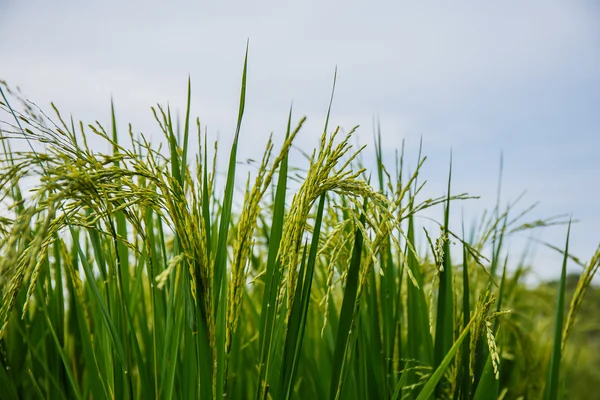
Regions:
[[1, 55, 599, 399]]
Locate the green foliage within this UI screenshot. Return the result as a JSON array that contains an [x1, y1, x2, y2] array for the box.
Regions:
[[0, 57, 599, 400]]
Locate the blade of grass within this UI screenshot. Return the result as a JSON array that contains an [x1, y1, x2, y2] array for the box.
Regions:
[[544, 221, 571, 400], [256, 106, 293, 400], [181, 76, 192, 185], [433, 154, 454, 395], [214, 42, 249, 399], [0, 349, 22, 400], [72, 226, 128, 370], [472, 354, 499, 400], [278, 193, 326, 400], [460, 228, 472, 399], [329, 203, 367, 400], [406, 210, 433, 364], [35, 284, 82, 400], [416, 312, 476, 400]]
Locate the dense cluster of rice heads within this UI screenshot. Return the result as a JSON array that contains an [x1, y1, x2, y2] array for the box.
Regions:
[[0, 54, 599, 400]]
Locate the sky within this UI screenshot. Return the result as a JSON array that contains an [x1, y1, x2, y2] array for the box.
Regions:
[[1, 1, 599, 281]]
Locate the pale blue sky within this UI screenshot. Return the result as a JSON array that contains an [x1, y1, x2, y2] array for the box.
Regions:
[[1, 1, 599, 280]]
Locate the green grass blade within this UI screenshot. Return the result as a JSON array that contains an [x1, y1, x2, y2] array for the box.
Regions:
[[365, 264, 385, 399], [433, 154, 454, 395], [109, 100, 135, 397], [472, 354, 499, 400], [406, 211, 433, 367], [324, 66, 337, 133], [544, 221, 571, 400], [460, 231, 472, 399], [181, 76, 192, 185], [214, 43, 248, 313], [34, 282, 82, 400], [63, 241, 110, 398], [416, 313, 476, 400], [70, 226, 128, 369], [256, 106, 292, 400], [196, 127, 214, 400], [163, 278, 185, 400], [27, 368, 46, 400], [391, 362, 411, 400], [0, 351, 20, 400], [166, 105, 183, 191], [13, 320, 69, 400], [278, 193, 326, 400], [329, 203, 367, 400], [214, 43, 249, 399]]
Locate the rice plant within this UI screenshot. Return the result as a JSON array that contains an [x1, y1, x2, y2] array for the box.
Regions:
[[0, 53, 598, 399]]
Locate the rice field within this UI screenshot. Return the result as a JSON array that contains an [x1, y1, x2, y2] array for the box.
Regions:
[[0, 54, 599, 399]]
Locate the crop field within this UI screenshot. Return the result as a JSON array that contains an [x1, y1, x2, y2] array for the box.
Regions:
[[0, 55, 599, 399]]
